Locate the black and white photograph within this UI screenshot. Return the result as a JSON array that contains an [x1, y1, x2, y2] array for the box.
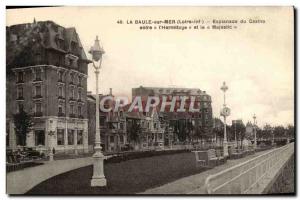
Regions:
[[5, 6, 295, 195]]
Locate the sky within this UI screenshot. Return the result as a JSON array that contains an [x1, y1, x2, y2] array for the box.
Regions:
[[6, 6, 294, 127]]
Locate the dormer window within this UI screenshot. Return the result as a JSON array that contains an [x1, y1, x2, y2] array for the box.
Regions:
[[65, 54, 78, 68]]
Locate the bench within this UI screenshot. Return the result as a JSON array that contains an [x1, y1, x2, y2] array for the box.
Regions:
[[228, 147, 243, 159], [243, 145, 255, 156], [192, 149, 224, 168], [215, 149, 226, 164]]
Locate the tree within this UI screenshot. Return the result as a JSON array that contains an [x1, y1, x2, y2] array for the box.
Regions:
[[13, 109, 34, 146], [286, 124, 294, 139], [235, 123, 246, 148], [127, 119, 142, 146], [273, 125, 285, 140]]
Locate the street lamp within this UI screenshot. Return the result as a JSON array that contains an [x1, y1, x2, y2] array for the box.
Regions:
[[89, 36, 107, 187], [220, 82, 230, 158], [271, 127, 275, 147], [253, 114, 257, 149]]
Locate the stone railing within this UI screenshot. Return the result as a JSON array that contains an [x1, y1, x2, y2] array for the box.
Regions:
[[204, 142, 294, 194]]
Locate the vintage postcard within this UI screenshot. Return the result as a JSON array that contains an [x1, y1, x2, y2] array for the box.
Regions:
[[6, 6, 294, 195]]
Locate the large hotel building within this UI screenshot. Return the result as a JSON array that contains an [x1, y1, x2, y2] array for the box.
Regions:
[[6, 20, 90, 153], [132, 86, 214, 141]]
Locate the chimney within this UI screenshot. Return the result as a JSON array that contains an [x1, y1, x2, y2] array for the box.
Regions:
[[109, 88, 112, 96]]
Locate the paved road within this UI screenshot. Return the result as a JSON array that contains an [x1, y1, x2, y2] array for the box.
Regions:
[[7, 157, 94, 194], [141, 149, 275, 194]]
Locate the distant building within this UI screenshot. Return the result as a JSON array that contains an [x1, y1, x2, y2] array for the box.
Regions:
[[87, 90, 128, 152], [6, 20, 90, 153], [245, 121, 254, 139], [132, 86, 214, 141]]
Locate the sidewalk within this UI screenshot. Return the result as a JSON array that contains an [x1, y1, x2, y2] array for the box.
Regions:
[[141, 149, 274, 194], [7, 157, 93, 194]]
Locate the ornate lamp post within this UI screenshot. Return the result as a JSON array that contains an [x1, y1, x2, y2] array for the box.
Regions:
[[253, 114, 257, 149], [271, 127, 275, 146], [220, 82, 230, 157], [89, 36, 107, 187], [48, 120, 55, 162]]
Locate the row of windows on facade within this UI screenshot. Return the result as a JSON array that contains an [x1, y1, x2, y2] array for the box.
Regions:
[[155, 89, 207, 96], [16, 129, 84, 146], [17, 102, 83, 117], [108, 135, 125, 144], [17, 69, 83, 86], [17, 84, 83, 101]]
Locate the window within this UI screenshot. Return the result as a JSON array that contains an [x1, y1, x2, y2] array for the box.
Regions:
[[17, 72, 23, 82], [77, 130, 83, 145], [17, 86, 23, 99], [78, 106, 82, 116], [78, 76, 82, 86], [35, 130, 45, 146], [70, 73, 74, 84], [100, 117, 105, 126], [120, 122, 124, 130], [58, 105, 63, 114], [78, 89, 82, 100], [58, 71, 64, 82], [35, 69, 41, 80], [70, 104, 74, 114], [57, 129, 65, 145], [68, 129, 74, 145], [120, 135, 124, 143], [110, 136, 114, 143], [119, 111, 123, 117], [58, 86, 63, 97], [17, 103, 23, 113], [35, 85, 41, 96], [35, 102, 42, 113], [159, 133, 163, 140], [70, 88, 74, 99], [154, 123, 157, 129]]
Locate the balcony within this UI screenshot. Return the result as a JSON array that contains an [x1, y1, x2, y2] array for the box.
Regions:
[[34, 112, 43, 117], [32, 78, 42, 83], [78, 115, 84, 119], [77, 83, 83, 88], [16, 80, 24, 84], [33, 95, 43, 99], [58, 112, 65, 117], [69, 97, 76, 102], [77, 98, 84, 103], [58, 79, 64, 83], [69, 113, 76, 118], [58, 96, 65, 100], [69, 81, 75, 86], [16, 96, 24, 101]]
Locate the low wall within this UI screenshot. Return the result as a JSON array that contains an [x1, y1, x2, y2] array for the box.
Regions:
[[264, 153, 295, 194]]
